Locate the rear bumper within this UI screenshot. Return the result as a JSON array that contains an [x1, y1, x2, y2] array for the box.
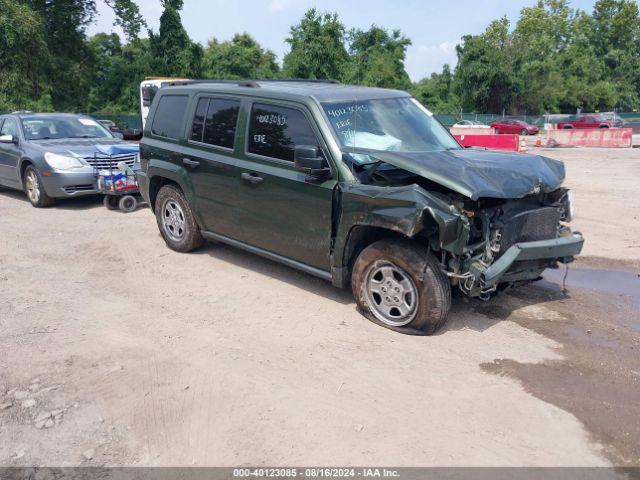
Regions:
[[482, 234, 584, 287]]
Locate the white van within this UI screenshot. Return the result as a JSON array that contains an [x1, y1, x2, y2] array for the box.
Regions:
[[139, 78, 189, 129]]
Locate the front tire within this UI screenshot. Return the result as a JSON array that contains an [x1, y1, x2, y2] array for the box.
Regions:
[[155, 184, 203, 252], [520, 129, 529, 136], [351, 239, 451, 335], [23, 165, 55, 208]]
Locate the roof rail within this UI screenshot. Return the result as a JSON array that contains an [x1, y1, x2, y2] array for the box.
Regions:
[[258, 79, 341, 85], [162, 78, 342, 88], [237, 80, 260, 88]]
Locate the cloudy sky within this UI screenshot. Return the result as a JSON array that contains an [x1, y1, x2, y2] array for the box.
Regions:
[[89, 0, 606, 81]]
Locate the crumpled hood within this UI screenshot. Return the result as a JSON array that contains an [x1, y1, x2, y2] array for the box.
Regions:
[[362, 148, 565, 200], [30, 138, 136, 158]]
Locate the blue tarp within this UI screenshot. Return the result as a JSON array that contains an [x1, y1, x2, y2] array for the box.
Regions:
[[94, 144, 139, 156]]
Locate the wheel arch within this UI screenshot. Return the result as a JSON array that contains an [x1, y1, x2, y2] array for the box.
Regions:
[[334, 222, 439, 288], [18, 158, 34, 188], [148, 175, 182, 213]]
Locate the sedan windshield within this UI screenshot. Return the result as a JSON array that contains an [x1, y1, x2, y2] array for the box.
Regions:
[[322, 97, 459, 156], [21, 116, 113, 140]]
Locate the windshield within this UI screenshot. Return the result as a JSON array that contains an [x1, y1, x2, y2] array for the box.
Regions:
[[322, 97, 459, 158], [21, 116, 113, 140]]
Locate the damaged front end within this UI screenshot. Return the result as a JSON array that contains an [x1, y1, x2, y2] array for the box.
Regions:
[[337, 151, 584, 299], [440, 189, 584, 298]]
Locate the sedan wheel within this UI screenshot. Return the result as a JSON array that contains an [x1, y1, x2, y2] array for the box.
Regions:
[[23, 165, 54, 208], [25, 169, 40, 204]]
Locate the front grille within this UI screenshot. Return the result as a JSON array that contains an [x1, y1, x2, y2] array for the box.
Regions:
[[499, 207, 560, 255], [64, 184, 95, 194], [84, 154, 137, 169]]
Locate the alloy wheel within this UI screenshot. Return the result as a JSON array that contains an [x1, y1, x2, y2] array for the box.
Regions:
[[25, 169, 41, 204]]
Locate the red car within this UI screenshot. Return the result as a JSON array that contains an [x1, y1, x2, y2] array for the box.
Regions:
[[557, 115, 622, 129], [490, 119, 539, 135]]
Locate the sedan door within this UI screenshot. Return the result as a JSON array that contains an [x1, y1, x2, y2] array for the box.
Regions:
[[0, 118, 23, 188], [230, 101, 336, 272]]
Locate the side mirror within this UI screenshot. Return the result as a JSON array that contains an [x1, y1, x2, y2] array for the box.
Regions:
[[0, 134, 16, 144], [294, 145, 331, 178], [112, 132, 124, 140]]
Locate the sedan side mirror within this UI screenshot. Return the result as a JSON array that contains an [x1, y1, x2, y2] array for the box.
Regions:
[[294, 145, 331, 178], [112, 132, 124, 140], [0, 134, 16, 144]]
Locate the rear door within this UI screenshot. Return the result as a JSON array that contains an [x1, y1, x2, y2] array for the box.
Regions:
[[182, 94, 243, 235], [0, 117, 22, 187], [231, 100, 336, 271]]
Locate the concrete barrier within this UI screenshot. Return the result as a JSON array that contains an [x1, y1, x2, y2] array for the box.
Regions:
[[454, 134, 520, 151], [449, 127, 495, 136], [546, 128, 633, 148]]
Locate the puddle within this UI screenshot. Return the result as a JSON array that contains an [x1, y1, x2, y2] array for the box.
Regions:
[[542, 266, 640, 331]]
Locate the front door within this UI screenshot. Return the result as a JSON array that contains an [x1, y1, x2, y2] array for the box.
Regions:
[[232, 101, 336, 272], [0, 118, 22, 187]]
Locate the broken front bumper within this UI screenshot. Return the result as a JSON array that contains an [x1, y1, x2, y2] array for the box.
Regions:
[[482, 234, 584, 287]]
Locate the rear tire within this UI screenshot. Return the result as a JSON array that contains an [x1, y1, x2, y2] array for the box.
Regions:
[[351, 238, 451, 335], [155, 184, 203, 252], [23, 165, 55, 208]]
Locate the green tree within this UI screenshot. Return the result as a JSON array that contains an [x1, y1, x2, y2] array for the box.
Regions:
[[510, 0, 576, 113], [150, 0, 203, 77], [1, 0, 144, 112], [345, 26, 412, 89], [0, 0, 53, 111], [282, 8, 349, 80], [454, 17, 519, 112], [204, 33, 279, 79], [411, 65, 459, 112], [85, 33, 154, 113]]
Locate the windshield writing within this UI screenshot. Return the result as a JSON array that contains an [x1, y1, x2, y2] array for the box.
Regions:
[[322, 97, 459, 158]]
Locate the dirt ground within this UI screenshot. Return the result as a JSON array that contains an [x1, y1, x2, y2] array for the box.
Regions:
[[0, 147, 638, 468]]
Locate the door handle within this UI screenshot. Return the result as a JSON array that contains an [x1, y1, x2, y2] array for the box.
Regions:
[[182, 158, 200, 168], [241, 172, 263, 184]]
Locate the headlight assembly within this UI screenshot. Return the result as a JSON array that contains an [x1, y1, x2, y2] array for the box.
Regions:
[[44, 152, 85, 170]]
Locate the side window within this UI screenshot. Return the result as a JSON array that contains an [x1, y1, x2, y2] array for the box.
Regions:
[[1, 118, 18, 137], [190, 97, 240, 149], [151, 95, 188, 139], [190, 98, 208, 142], [248, 103, 318, 162]]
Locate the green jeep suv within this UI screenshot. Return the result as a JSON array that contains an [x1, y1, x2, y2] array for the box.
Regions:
[[139, 80, 583, 335]]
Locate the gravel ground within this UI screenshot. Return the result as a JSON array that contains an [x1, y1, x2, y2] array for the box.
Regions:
[[0, 147, 638, 467]]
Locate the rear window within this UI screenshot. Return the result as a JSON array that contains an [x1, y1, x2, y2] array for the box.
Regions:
[[190, 97, 240, 149], [151, 95, 188, 139], [247, 103, 318, 162]]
